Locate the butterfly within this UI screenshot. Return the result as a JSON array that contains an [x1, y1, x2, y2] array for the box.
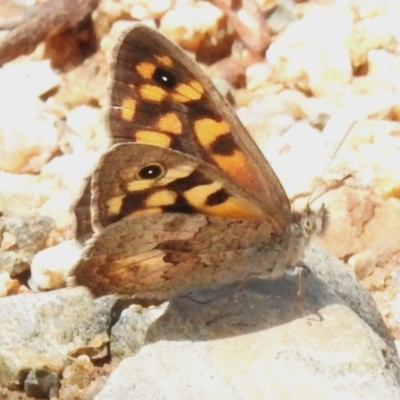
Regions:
[[71, 24, 328, 299]]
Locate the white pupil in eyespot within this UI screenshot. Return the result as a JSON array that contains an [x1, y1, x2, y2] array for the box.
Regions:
[[139, 164, 162, 179]]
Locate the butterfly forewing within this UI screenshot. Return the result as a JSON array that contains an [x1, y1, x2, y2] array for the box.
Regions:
[[108, 24, 291, 232]]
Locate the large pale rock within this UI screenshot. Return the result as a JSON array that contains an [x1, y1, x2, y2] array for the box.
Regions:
[[98, 247, 400, 399]]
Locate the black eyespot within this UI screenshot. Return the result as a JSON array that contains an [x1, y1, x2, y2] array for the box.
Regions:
[[153, 67, 177, 89], [138, 164, 164, 180]]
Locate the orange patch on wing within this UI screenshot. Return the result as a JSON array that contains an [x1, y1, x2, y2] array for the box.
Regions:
[[171, 80, 204, 103], [194, 118, 230, 147], [135, 130, 172, 147], [106, 195, 124, 216], [136, 62, 156, 79], [157, 113, 182, 134], [204, 197, 264, 220], [155, 54, 173, 67], [139, 84, 167, 102], [184, 182, 263, 220], [190, 80, 204, 95], [125, 176, 156, 192], [212, 151, 261, 194], [146, 190, 177, 208], [171, 93, 190, 103], [121, 98, 136, 121]]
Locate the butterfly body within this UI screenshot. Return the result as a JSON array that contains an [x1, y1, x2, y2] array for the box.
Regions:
[[72, 25, 327, 299]]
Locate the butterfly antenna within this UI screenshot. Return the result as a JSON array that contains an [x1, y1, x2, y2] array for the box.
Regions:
[[307, 118, 358, 208]]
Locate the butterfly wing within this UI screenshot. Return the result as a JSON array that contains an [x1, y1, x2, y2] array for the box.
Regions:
[[73, 144, 328, 298], [73, 143, 283, 297], [73, 179, 93, 240], [108, 24, 291, 232], [73, 211, 281, 298], [91, 143, 268, 229]]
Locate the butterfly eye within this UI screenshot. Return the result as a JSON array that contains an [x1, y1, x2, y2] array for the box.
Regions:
[[138, 163, 165, 180], [153, 67, 177, 89], [302, 217, 316, 235]]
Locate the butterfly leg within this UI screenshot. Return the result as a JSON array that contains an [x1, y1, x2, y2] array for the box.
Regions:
[[293, 262, 311, 297], [291, 262, 323, 321]]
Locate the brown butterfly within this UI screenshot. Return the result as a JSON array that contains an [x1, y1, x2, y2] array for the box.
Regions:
[[71, 24, 328, 299]]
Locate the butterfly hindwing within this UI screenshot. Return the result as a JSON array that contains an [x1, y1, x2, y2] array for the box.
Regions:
[[74, 210, 279, 298]]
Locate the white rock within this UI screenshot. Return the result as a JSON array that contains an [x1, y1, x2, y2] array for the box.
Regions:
[[0, 172, 43, 214], [128, 0, 173, 20], [40, 152, 100, 196], [0, 60, 61, 173], [327, 119, 400, 198], [160, 2, 225, 50], [263, 121, 329, 198], [364, 50, 400, 94], [0, 59, 60, 99], [267, 9, 353, 96], [38, 152, 102, 236], [0, 96, 59, 173], [30, 240, 83, 291], [64, 105, 110, 153], [0, 150, 101, 237], [245, 62, 272, 91], [299, 97, 342, 127]]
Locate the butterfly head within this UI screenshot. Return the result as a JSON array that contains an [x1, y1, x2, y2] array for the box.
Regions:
[[282, 204, 328, 270], [291, 204, 329, 240]]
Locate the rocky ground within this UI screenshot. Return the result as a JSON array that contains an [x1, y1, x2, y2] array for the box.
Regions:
[[1, 0, 400, 398]]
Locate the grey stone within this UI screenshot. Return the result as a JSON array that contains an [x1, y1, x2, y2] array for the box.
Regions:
[[0, 215, 53, 275], [0, 287, 115, 391], [306, 246, 393, 342], [94, 246, 400, 400], [0, 347, 63, 389], [110, 303, 167, 359], [24, 368, 59, 398]]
